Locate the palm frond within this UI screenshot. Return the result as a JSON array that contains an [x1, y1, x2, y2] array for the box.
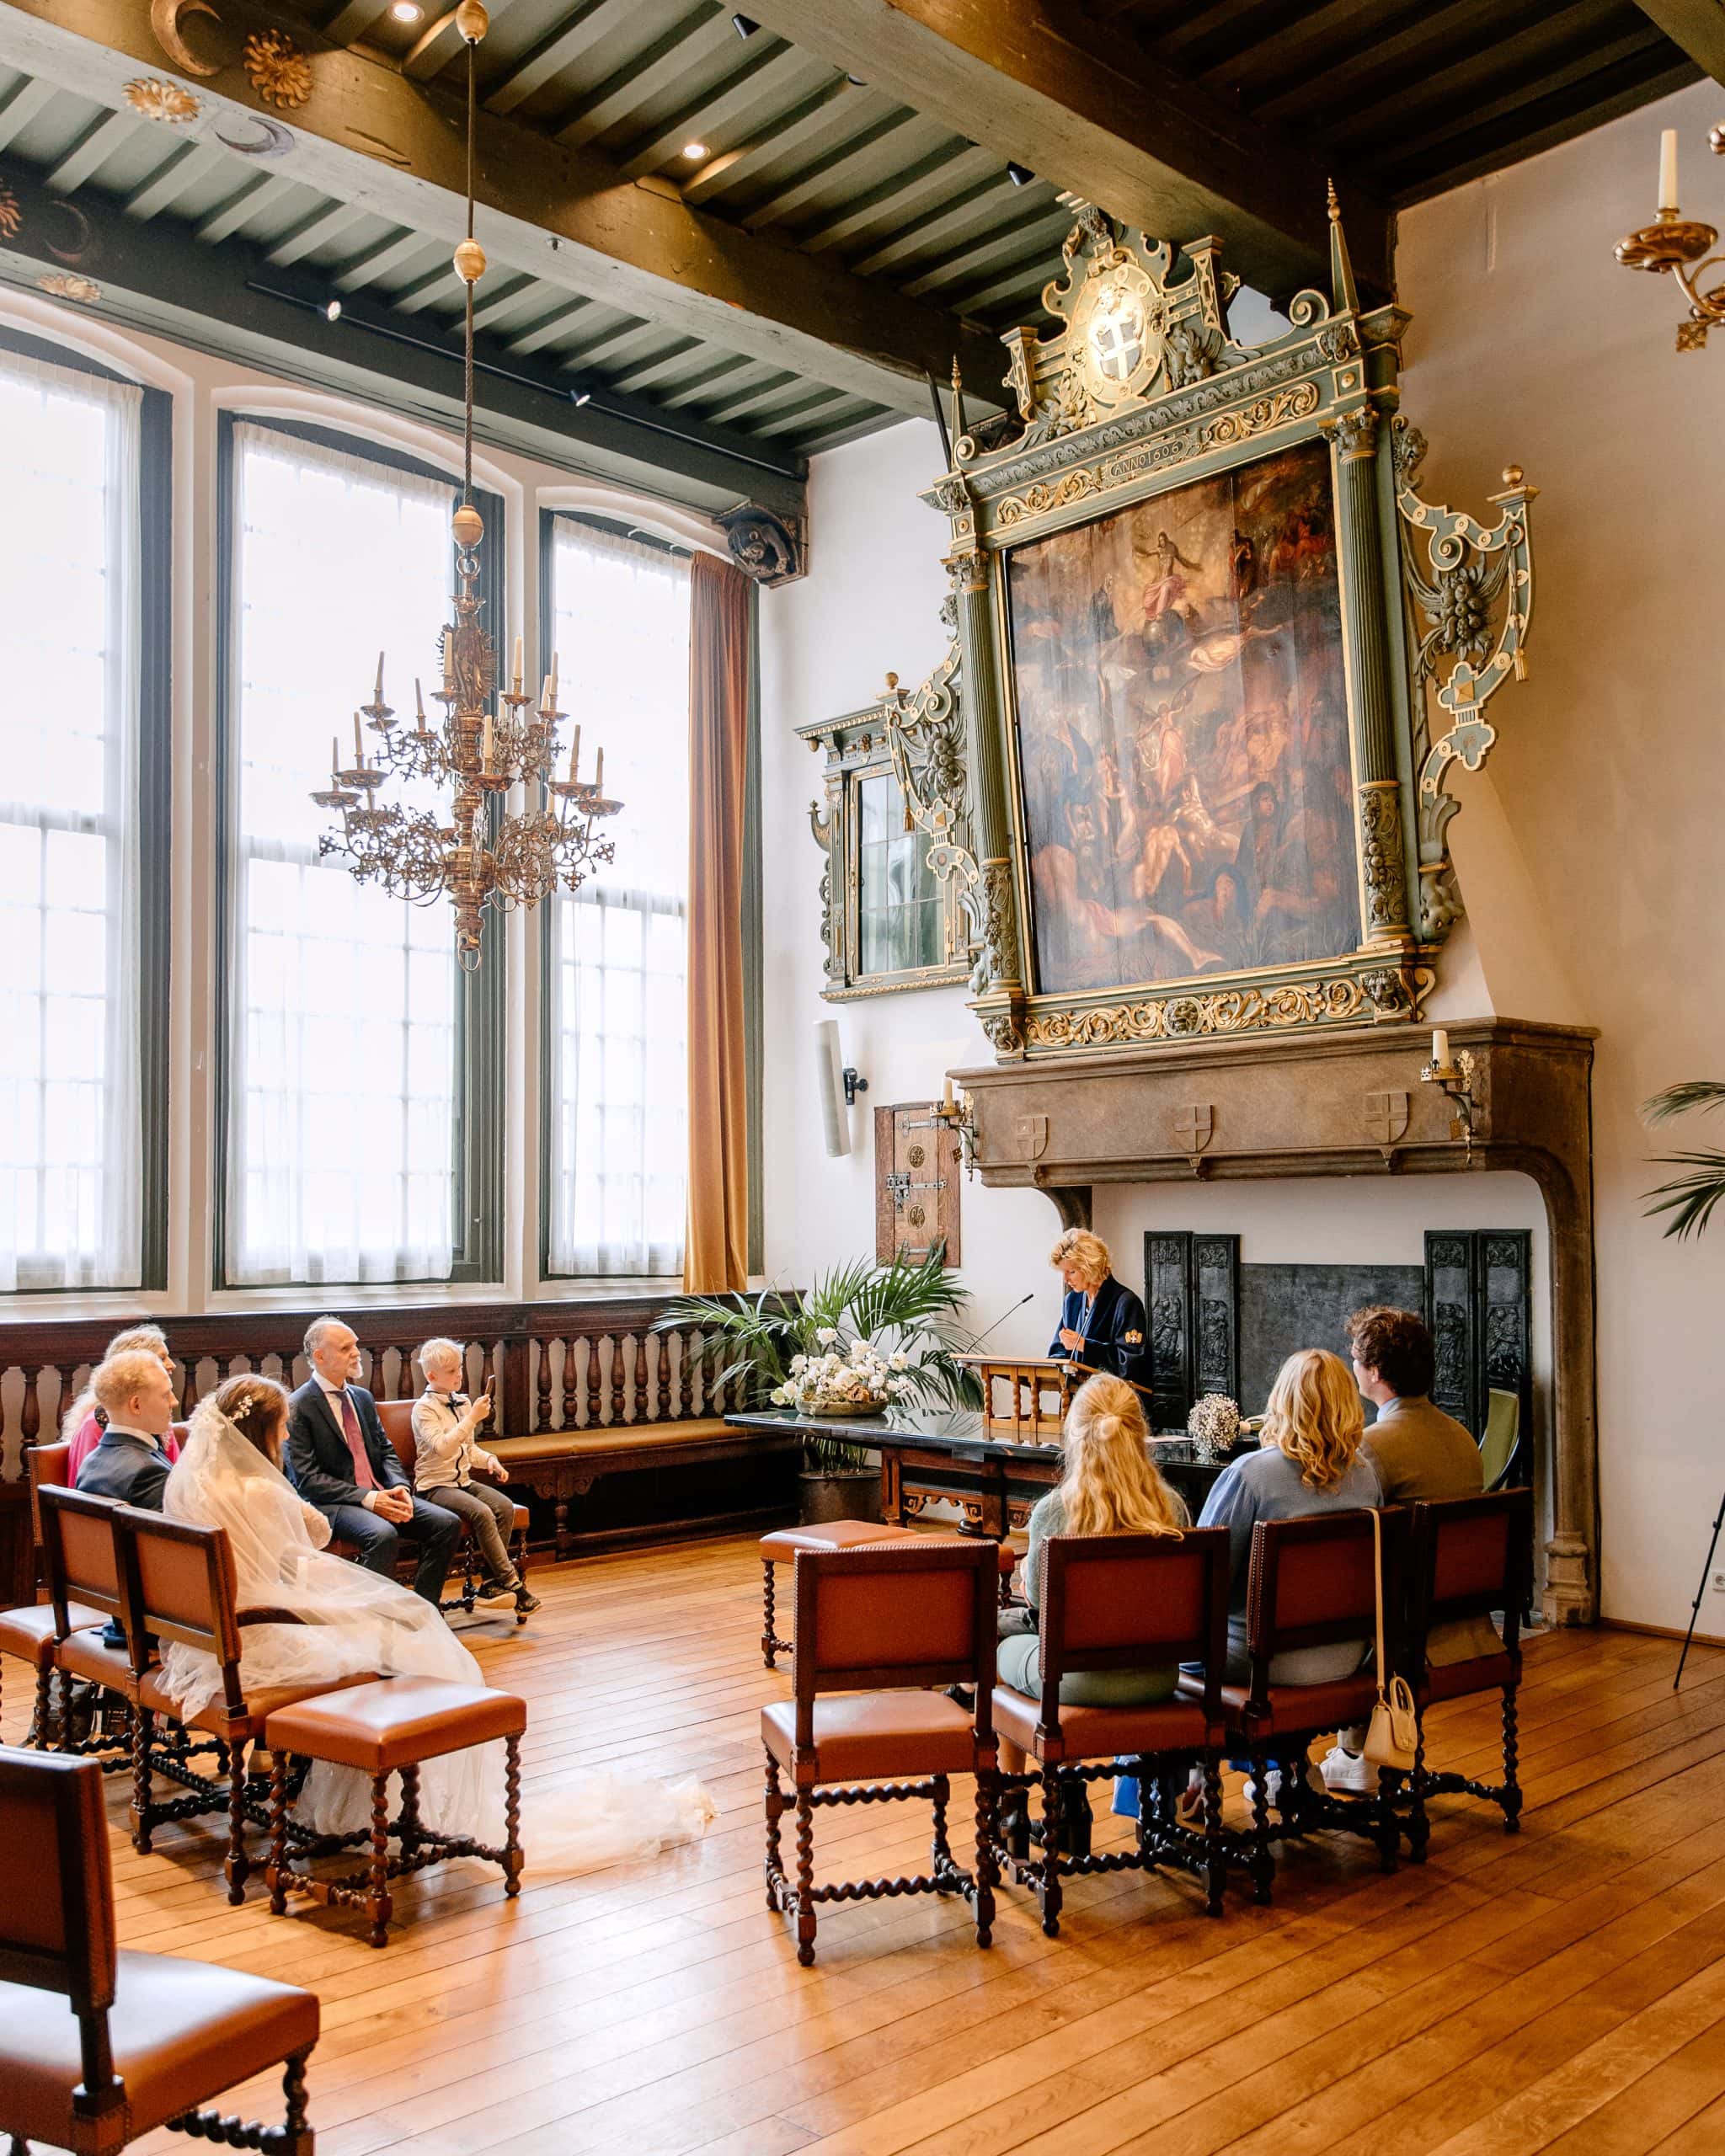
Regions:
[[1644, 1081, 1725, 1126], [1644, 1150, 1725, 1241]]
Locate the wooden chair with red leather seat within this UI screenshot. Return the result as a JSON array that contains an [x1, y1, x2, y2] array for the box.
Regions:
[[991, 1525, 1233, 1935], [763, 1539, 1000, 1967], [1404, 1487, 1534, 1861], [374, 1398, 531, 1623], [0, 1744, 318, 2156], [0, 1444, 107, 1753], [122, 1509, 377, 1905], [1184, 1508, 1408, 1905], [38, 1487, 153, 1774]]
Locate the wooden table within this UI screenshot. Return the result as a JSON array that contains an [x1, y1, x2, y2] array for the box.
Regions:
[[724, 1408, 1247, 1539]]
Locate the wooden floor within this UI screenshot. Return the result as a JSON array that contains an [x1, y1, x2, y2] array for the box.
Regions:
[[12, 1534, 1725, 2156]]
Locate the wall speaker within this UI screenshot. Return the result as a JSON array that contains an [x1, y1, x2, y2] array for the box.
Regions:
[[814, 1018, 851, 1157]]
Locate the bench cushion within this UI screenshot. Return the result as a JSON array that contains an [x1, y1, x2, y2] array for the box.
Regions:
[[265, 1675, 526, 1772], [489, 1417, 742, 1463]]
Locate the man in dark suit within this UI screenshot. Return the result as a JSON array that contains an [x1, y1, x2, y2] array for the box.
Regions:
[[287, 1315, 459, 1607], [77, 1347, 178, 1648]]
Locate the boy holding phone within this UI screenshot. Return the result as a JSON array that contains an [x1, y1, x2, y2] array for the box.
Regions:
[[411, 1338, 539, 1614]]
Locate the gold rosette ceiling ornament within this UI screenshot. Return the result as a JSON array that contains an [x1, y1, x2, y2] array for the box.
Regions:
[[310, 0, 620, 969]]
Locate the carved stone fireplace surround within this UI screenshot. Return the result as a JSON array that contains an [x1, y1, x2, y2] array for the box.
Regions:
[[954, 1018, 1597, 1625]]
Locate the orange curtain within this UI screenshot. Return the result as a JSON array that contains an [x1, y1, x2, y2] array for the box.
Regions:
[[684, 551, 751, 1292]]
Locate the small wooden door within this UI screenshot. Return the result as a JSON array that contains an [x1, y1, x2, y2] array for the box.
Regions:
[[874, 1101, 961, 1267]]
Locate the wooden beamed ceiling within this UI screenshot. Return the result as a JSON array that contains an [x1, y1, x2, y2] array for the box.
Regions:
[[0, 0, 1706, 517]]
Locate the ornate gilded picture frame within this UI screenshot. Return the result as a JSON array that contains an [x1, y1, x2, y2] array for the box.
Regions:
[[924, 193, 1536, 1059]]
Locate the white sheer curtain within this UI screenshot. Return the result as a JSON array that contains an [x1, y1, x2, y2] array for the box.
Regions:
[[545, 520, 691, 1277], [0, 349, 142, 1290], [225, 420, 459, 1285]]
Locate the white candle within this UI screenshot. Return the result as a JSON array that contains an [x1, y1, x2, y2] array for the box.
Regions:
[[331, 734, 339, 779], [594, 745, 603, 792], [353, 711, 364, 765], [548, 653, 558, 705], [442, 639, 453, 691], [539, 672, 553, 715], [373, 650, 384, 704], [512, 633, 523, 692], [943, 1075, 954, 1107], [1431, 1027, 1450, 1069], [567, 723, 580, 783], [414, 676, 425, 723], [1661, 128, 1680, 212], [481, 708, 494, 766]]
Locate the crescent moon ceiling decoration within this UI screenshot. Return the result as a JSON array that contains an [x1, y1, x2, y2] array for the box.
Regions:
[[42, 200, 96, 264], [149, 0, 222, 77], [212, 111, 293, 156]]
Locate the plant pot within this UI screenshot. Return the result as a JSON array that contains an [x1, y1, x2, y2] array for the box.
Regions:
[[798, 1395, 886, 1417], [798, 1468, 881, 1527]]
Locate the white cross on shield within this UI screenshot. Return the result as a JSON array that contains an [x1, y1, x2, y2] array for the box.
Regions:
[[1091, 308, 1143, 382]]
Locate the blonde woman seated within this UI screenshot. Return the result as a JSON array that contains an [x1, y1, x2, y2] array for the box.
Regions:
[[160, 1374, 714, 1867], [61, 1324, 180, 1481], [996, 1374, 1188, 1855]]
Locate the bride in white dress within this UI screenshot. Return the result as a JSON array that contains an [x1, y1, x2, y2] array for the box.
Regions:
[[160, 1374, 713, 1867]]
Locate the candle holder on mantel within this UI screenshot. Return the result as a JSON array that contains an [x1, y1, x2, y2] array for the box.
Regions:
[[1420, 1029, 1477, 1159], [931, 1080, 978, 1178], [1615, 120, 1725, 351]]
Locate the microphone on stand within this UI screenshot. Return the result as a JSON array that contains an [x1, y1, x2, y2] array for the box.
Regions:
[[959, 1290, 1035, 1355]]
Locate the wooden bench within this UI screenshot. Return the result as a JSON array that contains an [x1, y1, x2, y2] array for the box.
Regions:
[[489, 1420, 799, 1562]]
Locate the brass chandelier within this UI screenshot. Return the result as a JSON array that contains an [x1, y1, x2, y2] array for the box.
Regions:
[[312, 0, 619, 969]]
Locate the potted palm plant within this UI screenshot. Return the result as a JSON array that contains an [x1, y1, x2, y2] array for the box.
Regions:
[[660, 1248, 981, 1525], [1644, 1082, 1725, 1240]]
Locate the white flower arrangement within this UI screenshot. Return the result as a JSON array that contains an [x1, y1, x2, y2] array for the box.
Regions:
[[1187, 1393, 1241, 1463], [769, 1334, 912, 1415]]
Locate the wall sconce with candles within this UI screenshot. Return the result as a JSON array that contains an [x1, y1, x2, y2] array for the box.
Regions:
[[931, 1075, 978, 1178], [1615, 122, 1725, 350], [1420, 1028, 1477, 1158]]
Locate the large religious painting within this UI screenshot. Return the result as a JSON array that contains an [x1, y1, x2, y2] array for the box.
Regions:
[[1007, 436, 1360, 996]]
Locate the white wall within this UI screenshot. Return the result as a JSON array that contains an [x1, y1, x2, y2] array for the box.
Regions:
[[759, 89, 1725, 1631]]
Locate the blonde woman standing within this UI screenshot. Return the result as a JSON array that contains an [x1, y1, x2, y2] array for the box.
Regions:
[[1046, 1228, 1151, 1391], [1197, 1347, 1381, 1684], [998, 1374, 1187, 1854]]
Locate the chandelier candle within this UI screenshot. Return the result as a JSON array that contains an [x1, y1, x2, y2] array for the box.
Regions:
[[307, 0, 620, 968]]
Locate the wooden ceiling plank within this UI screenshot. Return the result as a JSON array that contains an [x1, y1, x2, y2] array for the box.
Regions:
[[265, 197, 374, 268], [505, 296, 593, 352], [469, 273, 544, 329], [1626, 0, 1725, 82], [334, 225, 436, 291], [902, 209, 1071, 302], [403, 8, 467, 82], [782, 399, 893, 452], [679, 77, 860, 205], [553, 4, 733, 150], [617, 41, 814, 181], [608, 338, 718, 393], [736, 109, 928, 230], [324, 0, 396, 45], [0, 0, 1007, 410], [658, 354, 775, 407], [484, 0, 637, 116], [124, 139, 232, 221], [195, 171, 277, 244], [1207, 0, 1423, 102], [848, 172, 1023, 275], [1252, 0, 1561, 125], [0, 75, 56, 152], [704, 371, 836, 423], [734, 0, 1391, 291], [45, 105, 134, 193]]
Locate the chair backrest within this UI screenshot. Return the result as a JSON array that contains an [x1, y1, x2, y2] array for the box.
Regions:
[[26, 1440, 72, 1545], [1409, 1488, 1533, 1664], [121, 1511, 245, 1678], [36, 1486, 132, 1646], [792, 1540, 997, 1742], [377, 1398, 417, 1478], [1037, 1526, 1231, 1737], [1246, 1508, 1407, 1691], [1478, 1390, 1520, 1491]]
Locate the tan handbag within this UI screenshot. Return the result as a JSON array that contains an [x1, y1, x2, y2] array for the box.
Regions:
[[1362, 1507, 1418, 1773]]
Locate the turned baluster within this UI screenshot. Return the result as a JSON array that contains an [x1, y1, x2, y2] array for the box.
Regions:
[[19, 1364, 42, 1450], [648, 1334, 668, 1426], [180, 1358, 200, 1415], [611, 1335, 633, 1425], [586, 1333, 606, 1428], [535, 1337, 553, 1431], [676, 1329, 696, 1419]]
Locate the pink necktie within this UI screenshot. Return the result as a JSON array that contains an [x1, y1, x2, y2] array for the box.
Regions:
[[338, 1388, 377, 1491]]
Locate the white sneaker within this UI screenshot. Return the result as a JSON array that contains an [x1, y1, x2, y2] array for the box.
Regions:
[[1320, 1743, 1374, 1795], [1242, 1767, 1282, 1812]]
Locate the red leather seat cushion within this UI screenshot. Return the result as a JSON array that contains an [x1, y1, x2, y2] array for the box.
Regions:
[[991, 1686, 1215, 1762], [1178, 1670, 1380, 1737], [510, 1504, 530, 1532], [56, 1628, 141, 1692], [761, 1692, 981, 1780], [0, 1601, 103, 1668], [0, 1951, 318, 2143], [1421, 1651, 1519, 1705], [760, 1522, 921, 1561], [264, 1676, 526, 1772]]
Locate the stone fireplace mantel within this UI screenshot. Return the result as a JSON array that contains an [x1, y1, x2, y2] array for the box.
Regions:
[[954, 1017, 1598, 1625]]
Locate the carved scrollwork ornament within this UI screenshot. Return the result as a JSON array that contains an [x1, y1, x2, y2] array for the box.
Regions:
[[1358, 782, 1410, 937], [978, 858, 1020, 995]]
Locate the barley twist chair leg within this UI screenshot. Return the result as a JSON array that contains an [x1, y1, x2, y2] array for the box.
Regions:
[[931, 1771, 955, 1878], [503, 1732, 524, 1895], [761, 1560, 778, 1669], [1203, 1750, 1226, 1917], [29, 1658, 52, 1751], [282, 2045, 312, 2156], [1248, 1750, 1274, 1906], [762, 1753, 785, 1910], [973, 1773, 997, 1948], [131, 1704, 155, 1853], [1373, 1761, 1399, 1874], [367, 1774, 393, 1948], [793, 1793, 817, 1967], [269, 1750, 291, 1914], [1501, 1684, 1522, 1833], [225, 1738, 250, 1905], [398, 1763, 422, 1864], [1408, 1709, 1431, 1865], [1038, 1772, 1065, 1938]]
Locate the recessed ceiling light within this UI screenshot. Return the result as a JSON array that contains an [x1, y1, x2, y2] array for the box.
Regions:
[[731, 13, 759, 35], [682, 141, 708, 160], [389, 1, 424, 22], [1007, 162, 1034, 186], [323, 296, 343, 322]]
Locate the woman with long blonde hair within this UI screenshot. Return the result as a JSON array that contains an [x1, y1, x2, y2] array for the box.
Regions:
[[61, 1324, 180, 1480], [996, 1375, 1188, 1849], [1196, 1347, 1381, 1684]]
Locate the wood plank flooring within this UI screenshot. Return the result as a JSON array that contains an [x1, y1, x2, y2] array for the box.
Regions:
[[8, 1532, 1725, 2156]]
